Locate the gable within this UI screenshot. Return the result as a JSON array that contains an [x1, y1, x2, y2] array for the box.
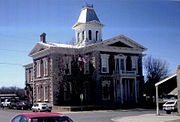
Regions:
[[108, 41, 133, 48], [100, 35, 147, 51], [29, 42, 50, 56]]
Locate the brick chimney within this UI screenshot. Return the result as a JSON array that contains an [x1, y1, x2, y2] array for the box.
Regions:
[[40, 33, 46, 43]]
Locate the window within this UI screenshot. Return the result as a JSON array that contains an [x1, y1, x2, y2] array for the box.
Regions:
[[96, 31, 99, 41], [64, 56, 71, 75], [36, 60, 41, 78], [102, 81, 110, 101], [101, 54, 109, 73], [12, 115, 28, 122], [82, 31, 84, 41], [131, 56, 138, 72], [31, 117, 73, 122], [102, 58, 108, 73], [120, 59, 125, 70], [88, 30, 92, 40], [31, 69, 33, 81], [37, 86, 41, 101], [44, 86, 48, 101], [43, 58, 48, 76], [26, 70, 29, 84], [64, 84, 71, 101], [115, 59, 119, 73], [114, 55, 126, 73]]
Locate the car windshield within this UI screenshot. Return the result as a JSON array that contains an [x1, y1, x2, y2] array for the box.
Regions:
[[42, 104, 48, 106], [31, 117, 73, 122], [166, 102, 175, 104]]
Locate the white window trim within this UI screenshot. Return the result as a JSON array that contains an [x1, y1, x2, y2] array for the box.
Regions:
[[37, 85, 41, 101], [37, 60, 41, 78], [131, 56, 138, 73], [101, 54, 110, 73], [114, 54, 127, 73], [43, 58, 48, 77], [26, 70, 29, 84], [44, 85, 48, 102], [31, 69, 33, 81]]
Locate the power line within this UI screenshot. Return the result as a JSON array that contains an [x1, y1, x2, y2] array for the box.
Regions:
[[0, 49, 29, 53], [0, 62, 22, 66]]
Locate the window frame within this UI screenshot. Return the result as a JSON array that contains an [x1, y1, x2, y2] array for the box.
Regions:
[[43, 58, 48, 77], [101, 54, 110, 73], [36, 60, 41, 78], [37, 85, 41, 101], [44, 85, 48, 102], [114, 55, 127, 73]]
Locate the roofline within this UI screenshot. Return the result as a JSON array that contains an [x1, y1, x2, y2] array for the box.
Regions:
[[23, 63, 33, 68], [155, 73, 177, 87]]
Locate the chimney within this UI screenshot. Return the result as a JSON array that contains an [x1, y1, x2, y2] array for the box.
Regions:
[[40, 33, 46, 43]]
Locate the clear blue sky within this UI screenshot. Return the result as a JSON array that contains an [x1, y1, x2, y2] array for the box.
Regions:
[[0, 0, 180, 88]]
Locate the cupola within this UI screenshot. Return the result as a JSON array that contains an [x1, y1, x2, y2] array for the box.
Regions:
[[72, 4, 104, 47]]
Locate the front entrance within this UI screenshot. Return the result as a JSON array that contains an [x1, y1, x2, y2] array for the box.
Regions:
[[114, 78, 137, 104]]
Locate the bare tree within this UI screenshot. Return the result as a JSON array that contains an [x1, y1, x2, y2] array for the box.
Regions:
[[144, 56, 169, 98], [65, 37, 76, 45]]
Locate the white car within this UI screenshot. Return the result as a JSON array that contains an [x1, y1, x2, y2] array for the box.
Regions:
[[32, 103, 52, 112], [163, 100, 177, 114]]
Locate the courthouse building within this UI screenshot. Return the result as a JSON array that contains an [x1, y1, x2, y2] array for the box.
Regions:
[[24, 5, 147, 106]]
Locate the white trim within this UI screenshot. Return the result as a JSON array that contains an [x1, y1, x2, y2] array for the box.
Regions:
[[31, 69, 33, 81], [34, 77, 51, 82], [155, 74, 177, 87], [43, 58, 48, 77], [26, 70, 29, 84], [100, 54, 110, 73], [131, 56, 138, 73], [37, 85, 41, 101], [36, 60, 41, 78], [114, 54, 127, 73], [44, 85, 49, 102]]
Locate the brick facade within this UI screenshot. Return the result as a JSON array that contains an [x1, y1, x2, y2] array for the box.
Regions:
[[24, 5, 146, 106]]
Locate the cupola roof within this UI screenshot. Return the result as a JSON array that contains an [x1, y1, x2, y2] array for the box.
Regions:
[[77, 4, 100, 23]]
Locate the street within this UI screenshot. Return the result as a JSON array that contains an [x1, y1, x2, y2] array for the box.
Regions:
[[2, 108, 180, 122]]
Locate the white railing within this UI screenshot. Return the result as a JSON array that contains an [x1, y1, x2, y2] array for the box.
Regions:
[[113, 70, 136, 75]]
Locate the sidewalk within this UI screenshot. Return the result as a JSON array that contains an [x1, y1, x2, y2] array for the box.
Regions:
[[112, 113, 180, 122]]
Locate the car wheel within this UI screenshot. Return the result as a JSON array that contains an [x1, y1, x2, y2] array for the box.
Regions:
[[32, 109, 35, 112], [166, 111, 171, 114]]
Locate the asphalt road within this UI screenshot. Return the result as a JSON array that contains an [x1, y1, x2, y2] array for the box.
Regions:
[[0, 109, 173, 122], [0, 108, 157, 122]]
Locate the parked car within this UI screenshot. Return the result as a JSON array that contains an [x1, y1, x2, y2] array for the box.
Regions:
[[1, 98, 18, 109], [10, 112, 73, 122], [163, 100, 177, 114], [32, 103, 52, 112], [16, 101, 32, 110]]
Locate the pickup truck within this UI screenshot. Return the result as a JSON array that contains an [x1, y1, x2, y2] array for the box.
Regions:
[[1, 99, 17, 109], [163, 100, 177, 114]]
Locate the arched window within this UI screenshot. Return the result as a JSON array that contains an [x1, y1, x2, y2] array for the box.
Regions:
[[96, 31, 99, 41], [88, 30, 92, 40], [82, 31, 84, 41]]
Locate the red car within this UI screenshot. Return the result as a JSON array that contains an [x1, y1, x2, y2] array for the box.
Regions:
[[10, 112, 73, 122]]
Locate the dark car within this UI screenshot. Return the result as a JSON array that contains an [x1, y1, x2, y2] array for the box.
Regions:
[[16, 101, 32, 110], [10, 112, 73, 122]]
